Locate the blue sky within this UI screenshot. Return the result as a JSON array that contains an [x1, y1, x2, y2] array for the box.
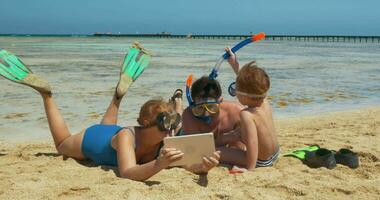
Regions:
[[1, 0, 379, 35]]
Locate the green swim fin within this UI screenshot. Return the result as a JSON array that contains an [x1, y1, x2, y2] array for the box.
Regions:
[[116, 42, 151, 98], [282, 145, 320, 160], [0, 49, 51, 94], [0, 49, 32, 82]]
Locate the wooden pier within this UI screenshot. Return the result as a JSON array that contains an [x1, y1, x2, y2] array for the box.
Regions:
[[1, 34, 379, 43], [93, 33, 380, 43]]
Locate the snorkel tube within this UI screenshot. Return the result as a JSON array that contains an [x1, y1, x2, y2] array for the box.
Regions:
[[186, 74, 194, 106], [209, 32, 266, 80]]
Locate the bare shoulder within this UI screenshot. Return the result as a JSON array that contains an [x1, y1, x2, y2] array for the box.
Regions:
[[182, 107, 202, 134], [117, 128, 134, 138], [182, 107, 194, 121], [112, 128, 135, 149], [240, 109, 255, 119], [221, 101, 243, 113]]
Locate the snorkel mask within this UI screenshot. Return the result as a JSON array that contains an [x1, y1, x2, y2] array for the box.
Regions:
[[155, 112, 181, 132], [186, 32, 266, 123], [228, 82, 267, 98], [186, 75, 217, 124]]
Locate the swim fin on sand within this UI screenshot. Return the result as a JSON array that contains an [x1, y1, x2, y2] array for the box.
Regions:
[[283, 145, 337, 169], [283, 145, 359, 169], [282, 144, 320, 160], [0, 49, 51, 94], [116, 42, 151, 98]]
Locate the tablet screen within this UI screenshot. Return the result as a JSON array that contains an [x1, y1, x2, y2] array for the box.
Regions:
[[163, 133, 216, 166]]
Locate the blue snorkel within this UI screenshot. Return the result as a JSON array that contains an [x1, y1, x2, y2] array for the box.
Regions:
[[187, 32, 265, 123], [208, 32, 266, 80]]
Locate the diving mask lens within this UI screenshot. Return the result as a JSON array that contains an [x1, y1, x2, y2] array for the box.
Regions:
[[156, 112, 181, 131], [191, 106, 206, 117], [204, 104, 219, 114], [191, 103, 219, 117]]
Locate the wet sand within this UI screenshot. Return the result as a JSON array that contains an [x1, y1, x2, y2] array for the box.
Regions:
[[1, 107, 379, 199]]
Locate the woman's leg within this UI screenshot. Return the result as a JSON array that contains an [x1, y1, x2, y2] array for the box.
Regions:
[[101, 92, 123, 125], [41, 93, 85, 159]]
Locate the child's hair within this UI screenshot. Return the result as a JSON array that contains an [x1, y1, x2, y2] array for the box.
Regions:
[[236, 61, 270, 97], [191, 76, 222, 101], [137, 98, 173, 126]]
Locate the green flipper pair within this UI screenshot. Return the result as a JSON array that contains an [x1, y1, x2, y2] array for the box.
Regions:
[[116, 42, 151, 98], [0, 49, 51, 94], [282, 145, 320, 160]]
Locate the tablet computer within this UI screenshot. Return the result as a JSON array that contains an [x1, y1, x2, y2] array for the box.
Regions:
[[163, 133, 215, 166]]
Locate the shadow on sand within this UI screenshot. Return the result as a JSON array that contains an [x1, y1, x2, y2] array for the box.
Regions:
[[35, 152, 61, 157], [194, 173, 208, 187], [34, 152, 121, 177]]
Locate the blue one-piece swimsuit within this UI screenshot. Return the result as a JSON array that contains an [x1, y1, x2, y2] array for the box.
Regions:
[[81, 124, 123, 166]]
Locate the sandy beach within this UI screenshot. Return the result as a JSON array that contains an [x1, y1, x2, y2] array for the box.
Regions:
[[1, 107, 379, 200]]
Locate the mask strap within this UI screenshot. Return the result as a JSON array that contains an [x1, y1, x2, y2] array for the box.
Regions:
[[195, 115, 212, 125]]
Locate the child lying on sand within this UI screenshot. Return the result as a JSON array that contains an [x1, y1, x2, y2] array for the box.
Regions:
[[225, 48, 279, 171]]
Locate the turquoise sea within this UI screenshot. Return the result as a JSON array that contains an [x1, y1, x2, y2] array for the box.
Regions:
[[0, 36, 379, 141]]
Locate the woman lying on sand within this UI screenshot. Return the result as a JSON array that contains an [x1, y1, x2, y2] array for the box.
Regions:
[[0, 44, 220, 181]]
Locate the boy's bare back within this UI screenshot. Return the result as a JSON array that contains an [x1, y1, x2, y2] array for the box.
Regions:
[[244, 99, 278, 160]]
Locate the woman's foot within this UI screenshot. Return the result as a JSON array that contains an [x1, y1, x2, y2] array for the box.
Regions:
[[0, 49, 52, 95], [115, 74, 132, 99], [170, 89, 183, 114], [115, 42, 151, 99], [24, 74, 52, 96]]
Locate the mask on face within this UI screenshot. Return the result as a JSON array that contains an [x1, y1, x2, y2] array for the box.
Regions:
[[191, 99, 220, 125], [155, 112, 181, 132]]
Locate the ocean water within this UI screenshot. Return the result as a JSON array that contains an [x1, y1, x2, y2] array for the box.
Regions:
[[0, 36, 379, 141]]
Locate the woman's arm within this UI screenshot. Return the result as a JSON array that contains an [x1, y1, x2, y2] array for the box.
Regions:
[[113, 130, 183, 181]]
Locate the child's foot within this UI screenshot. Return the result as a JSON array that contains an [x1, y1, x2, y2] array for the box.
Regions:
[[229, 165, 247, 174]]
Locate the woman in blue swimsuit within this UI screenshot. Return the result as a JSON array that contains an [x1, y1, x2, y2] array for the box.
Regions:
[[0, 46, 220, 181]]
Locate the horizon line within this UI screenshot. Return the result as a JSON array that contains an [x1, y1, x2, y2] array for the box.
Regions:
[[1, 33, 380, 37]]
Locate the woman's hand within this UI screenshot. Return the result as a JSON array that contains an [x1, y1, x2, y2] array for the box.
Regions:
[[225, 47, 239, 75], [157, 147, 184, 169], [185, 151, 221, 174], [201, 151, 221, 171]]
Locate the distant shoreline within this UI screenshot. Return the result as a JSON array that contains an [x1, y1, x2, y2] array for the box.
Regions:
[[0, 33, 379, 37], [1, 34, 379, 43]]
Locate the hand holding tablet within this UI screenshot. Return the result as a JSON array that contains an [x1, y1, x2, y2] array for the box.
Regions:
[[163, 133, 216, 166]]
